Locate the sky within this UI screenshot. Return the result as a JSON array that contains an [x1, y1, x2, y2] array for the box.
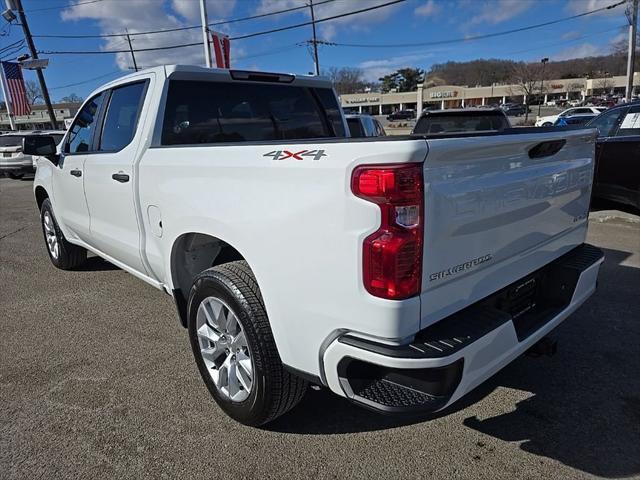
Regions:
[[0, 0, 633, 102]]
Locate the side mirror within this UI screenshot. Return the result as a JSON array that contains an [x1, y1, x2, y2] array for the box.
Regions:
[[23, 135, 59, 165]]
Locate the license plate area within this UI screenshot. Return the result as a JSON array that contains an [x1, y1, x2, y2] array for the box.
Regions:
[[481, 258, 582, 341], [3, 152, 12, 158]]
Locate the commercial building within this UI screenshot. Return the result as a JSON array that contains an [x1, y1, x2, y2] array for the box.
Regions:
[[0, 102, 81, 131], [341, 73, 640, 114]]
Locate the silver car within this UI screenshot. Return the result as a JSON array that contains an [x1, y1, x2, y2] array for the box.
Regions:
[[0, 131, 65, 179]]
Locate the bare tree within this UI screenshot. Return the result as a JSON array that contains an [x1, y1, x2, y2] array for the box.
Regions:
[[595, 76, 615, 94], [508, 62, 543, 121], [60, 93, 83, 103], [323, 67, 368, 95], [25, 80, 43, 105]]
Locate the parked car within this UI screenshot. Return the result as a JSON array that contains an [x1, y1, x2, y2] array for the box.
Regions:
[[586, 102, 640, 209], [28, 65, 603, 426], [501, 103, 530, 116], [411, 107, 511, 135], [567, 99, 583, 107], [345, 114, 386, 137], [553, 114, 598, 127], [535, 106, 606, 127], [386, 109, 415, 121], [0, 131, 65, 179]]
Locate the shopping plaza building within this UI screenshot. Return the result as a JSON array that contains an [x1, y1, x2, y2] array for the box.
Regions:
[[340, 73, 640, 114], [0, 102, 80, 131]]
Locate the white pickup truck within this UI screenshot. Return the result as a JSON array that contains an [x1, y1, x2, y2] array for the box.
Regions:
[[27, 65, 604, 426]]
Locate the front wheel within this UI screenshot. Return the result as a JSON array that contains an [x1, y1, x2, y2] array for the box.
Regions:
[[542, 122, 553, 127], [40, 198, 87, 269], [187, 261, 307, 426]]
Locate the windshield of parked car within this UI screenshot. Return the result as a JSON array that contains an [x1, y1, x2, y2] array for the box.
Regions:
[[0, 135, 25, 147], [413, 112, 510, 135]]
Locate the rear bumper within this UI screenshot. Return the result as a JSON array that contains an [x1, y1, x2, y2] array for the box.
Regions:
[[322, 243, 604, 414], [0, 160, 34, 175]]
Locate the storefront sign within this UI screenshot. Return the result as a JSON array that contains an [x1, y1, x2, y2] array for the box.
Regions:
[[344, 97, 380, 104], [429, 90, 458, 98]]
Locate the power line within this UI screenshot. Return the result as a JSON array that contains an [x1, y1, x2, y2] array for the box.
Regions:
[[49, 70, 122, 90], [0, 38, 24, 54], [26, 0, 105, 13], [230, 0, 406, 41], [326, 0, 627, 48], [503, 25, 626, 56], [37, 0, 406, 55], [32, 0, 338, 39]]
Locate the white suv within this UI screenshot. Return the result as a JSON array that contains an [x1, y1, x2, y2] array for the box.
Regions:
[[535, 106, 606, 127]]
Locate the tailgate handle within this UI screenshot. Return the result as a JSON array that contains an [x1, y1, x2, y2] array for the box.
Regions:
[[528, 140, 566, 159]]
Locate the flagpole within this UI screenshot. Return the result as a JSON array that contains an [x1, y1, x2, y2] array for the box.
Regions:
[[0, 63, 17, 131]]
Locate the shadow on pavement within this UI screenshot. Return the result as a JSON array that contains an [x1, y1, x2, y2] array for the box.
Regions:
[[590, 198, 640, 217], [269, 247, 640, 478], [74, 255, 121, 272]]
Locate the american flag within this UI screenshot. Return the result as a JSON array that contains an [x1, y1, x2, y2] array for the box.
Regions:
[[1, 62, 30, 116]]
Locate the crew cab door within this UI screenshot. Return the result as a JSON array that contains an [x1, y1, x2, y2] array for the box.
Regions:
[[590, 106, 631, 202], [596, 105, 640, 206], [82, 80, 149, 273], [53, 91, 106, 243]]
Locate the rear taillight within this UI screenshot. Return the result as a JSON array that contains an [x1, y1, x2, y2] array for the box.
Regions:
[[351, 163, 424, 300]]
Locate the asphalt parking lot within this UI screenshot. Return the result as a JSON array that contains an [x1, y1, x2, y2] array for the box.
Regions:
[[1, 177, 639, 480]]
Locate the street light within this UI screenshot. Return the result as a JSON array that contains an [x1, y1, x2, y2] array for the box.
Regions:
[[538, 57, 549, 117]]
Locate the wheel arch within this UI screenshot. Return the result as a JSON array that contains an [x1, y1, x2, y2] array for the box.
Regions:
[[34, 185, 49, 211], [169, 232, 247, 327]]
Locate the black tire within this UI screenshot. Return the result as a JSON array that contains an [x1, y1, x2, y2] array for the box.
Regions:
[[542, 122, 553, 127], [187, 261, 307, 426], [8, 172, 24, 179], [40, 198, 87, 270]]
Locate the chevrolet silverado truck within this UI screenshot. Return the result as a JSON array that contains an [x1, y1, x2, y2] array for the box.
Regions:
[[26, 65, 604, 426]]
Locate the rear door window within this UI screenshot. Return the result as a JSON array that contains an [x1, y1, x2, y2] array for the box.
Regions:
[[161, 80, 345, 145], [587, 108, 627, 137], [615, 105, 640, 137], [99, 82, 147, 152]]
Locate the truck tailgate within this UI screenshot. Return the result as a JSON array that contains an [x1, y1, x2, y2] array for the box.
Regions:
[[420, 128, 597, 329]]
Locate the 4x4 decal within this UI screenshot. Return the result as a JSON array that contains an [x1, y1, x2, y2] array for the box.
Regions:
[[263, 149, 327, 161]]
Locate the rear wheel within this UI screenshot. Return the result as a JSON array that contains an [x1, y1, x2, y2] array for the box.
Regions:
[[40, 198, 87, 270], [187, 261, 307, 426], [542, 122, 553, 127]]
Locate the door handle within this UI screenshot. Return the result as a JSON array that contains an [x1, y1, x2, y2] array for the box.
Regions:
[[70, 169, 82, 177], [112, 172, 130, 183]]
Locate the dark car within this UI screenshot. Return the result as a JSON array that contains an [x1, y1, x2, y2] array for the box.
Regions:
[[586, 102, 640, 210], [345, 114, 386, 138], [553, 114, 598, 127], [386, 110, 415, 121], [411, 108, 511, 135], [501, 103, 530, 116]]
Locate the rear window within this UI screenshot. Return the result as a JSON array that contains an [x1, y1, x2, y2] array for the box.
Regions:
[[0, 135, 24, 147], [413, 112, 509, 135], [161, 80, 345, 145], [347, 118, 365, 137]]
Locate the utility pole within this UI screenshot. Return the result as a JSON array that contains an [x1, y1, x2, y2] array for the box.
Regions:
[[309, 0, 320, 75], [538, 57, 549, 117], [14, 0, 57, 129], [0, 64, 16, 130], [625, 0, 638, 101], [125, 30, 138, 72], [199, 0, 212, 68]]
